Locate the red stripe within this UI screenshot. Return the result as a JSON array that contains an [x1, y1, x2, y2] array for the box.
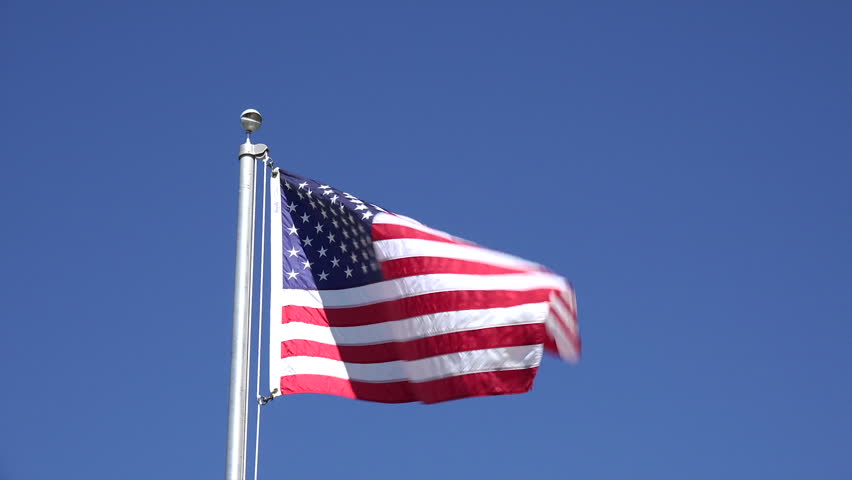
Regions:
[[553, 290, 577, 320], [278, 368, 539, 404], [543, 336, 559, 355], [380, 256, 531, 279], [372, 223, 465, 245], [281, 324, 547, 364], [283, 288, 555, 327], [549, 306, 582, 355]]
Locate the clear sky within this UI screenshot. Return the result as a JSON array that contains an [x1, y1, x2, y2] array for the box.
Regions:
[[1, 1, 850, 479]]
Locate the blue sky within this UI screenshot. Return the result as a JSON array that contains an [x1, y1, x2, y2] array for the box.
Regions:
[[1, 1, 850, 479]]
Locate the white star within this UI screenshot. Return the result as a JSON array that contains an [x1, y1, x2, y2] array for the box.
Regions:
[[361, 264, 368, 274], [322, 189, 333, 196], [314, 223, 324, 233], [327, 233, 336, 243], [317, 246, 328, 257], [320, 209, 328, 219], [287, 247, 300, 257], [360, 237, 368, 248], [354, 204, 367, 211], [344, 267, 353, 278], [284, 182, 292, 190], [371, 262, 379, 271], [319, 184, 331, 189], [342, 230, 350, 239], [302, 259, 312, 270], [332, 219, 339, 229], [304, 188, 312, 197], [296, 191, 303, 199], [286, 270, 299, 280], [318, 271, 329, 281], [308, 199, 316, 209], [303, 236, 314, 247], [361, 211, 374, 220], [300, 212, 310, 223], [286, 202, 297, 213], [330, 195, 339, 204], [361, 250, 369, 260], [350, 252, 358, 263], [298, 182, 308, 190], [287, 225, 299, 235], [331, 257, 341, 268], [340, 243, 348, 253]]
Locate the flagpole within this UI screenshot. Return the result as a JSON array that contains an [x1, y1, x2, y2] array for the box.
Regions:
[[226, 109, 268, 480]]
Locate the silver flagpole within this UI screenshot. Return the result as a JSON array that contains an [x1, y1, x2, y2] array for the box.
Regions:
[[226, 109, 268, 480]]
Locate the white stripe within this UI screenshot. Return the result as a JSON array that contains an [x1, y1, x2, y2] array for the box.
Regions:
[[277, 302, 550, 346], [373, 213, 549, 273], [279, 271, 571, 309], [550, 292, 578, 335], [272, 345, 543, 383], [559, 289, 577, 318], [545, 311, 579, 362], [375, 237, 544, 271], [372, 212, 460, 242]]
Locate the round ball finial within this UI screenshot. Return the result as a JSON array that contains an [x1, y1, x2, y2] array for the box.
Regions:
[[240, 109, 262, 133]]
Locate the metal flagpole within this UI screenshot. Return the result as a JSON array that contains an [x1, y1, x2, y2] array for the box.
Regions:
[[226, 109, 269, 480]]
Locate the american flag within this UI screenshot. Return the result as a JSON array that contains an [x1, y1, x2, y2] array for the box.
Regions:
[[268, 169, 580, 404]]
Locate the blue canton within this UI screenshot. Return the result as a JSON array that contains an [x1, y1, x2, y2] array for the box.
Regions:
[[277, 170, 385, 290]]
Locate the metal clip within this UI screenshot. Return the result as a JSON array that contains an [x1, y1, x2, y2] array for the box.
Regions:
[[257, 391, 277, 406]]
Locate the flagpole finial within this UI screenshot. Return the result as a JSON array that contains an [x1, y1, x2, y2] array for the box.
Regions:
[[240, 109, 262, 143], [238, 109, 269, 157]]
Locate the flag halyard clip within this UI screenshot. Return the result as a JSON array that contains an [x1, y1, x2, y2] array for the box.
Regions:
[[257, 389, 278, 406]]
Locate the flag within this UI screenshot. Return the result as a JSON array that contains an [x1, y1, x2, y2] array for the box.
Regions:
[[268, 169, 580, 404]]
